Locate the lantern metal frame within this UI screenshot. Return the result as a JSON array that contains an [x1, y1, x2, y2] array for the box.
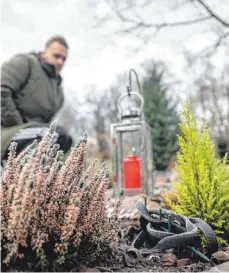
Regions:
[[110, 69, 154, 196]]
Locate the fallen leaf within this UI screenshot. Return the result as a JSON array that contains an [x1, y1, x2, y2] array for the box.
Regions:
[[223, 247, 229, 253], [177, 258, 191, 267], [126, 247, 144, 262], [212, 251, 229, 263], [161, 253, 177, 266], [123, 252, 137, 267], [146, 252, 163, 263]]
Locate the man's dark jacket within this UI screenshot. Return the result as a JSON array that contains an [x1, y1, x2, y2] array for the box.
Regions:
[[1, 52, 64, 158]]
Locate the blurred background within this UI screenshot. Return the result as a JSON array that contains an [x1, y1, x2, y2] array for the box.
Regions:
[[1, 0, 229, 174]]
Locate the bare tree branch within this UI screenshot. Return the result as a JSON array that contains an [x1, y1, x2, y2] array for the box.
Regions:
[[111, 16, 212, 35], [98, 0, 229, 44], [183, 30, 229, 67], [214, 31, 229, 47], [195, 0, 229, 28], [106, 0, 212, 32], [187, 59, 229, 138], [97, 0, 229, 59]]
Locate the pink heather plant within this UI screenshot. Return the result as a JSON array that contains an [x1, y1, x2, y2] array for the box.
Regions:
[[1, 123, 123, 271]]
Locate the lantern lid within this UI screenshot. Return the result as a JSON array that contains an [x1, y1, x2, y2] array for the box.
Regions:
[[117, 69, 144, 120]]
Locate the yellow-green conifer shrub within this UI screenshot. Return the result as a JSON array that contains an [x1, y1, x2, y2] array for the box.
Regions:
[[165, 103, 229, 245]]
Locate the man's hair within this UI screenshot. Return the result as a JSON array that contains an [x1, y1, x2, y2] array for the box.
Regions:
[[45, 35, 69, 49]]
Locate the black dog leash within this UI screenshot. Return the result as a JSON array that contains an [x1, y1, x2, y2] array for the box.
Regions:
[[131, 200, 218, 260]]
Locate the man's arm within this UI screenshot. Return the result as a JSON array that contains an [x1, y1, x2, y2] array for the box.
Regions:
[[1, 54, 30, 126]]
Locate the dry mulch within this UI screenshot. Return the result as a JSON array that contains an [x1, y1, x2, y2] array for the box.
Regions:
[[101, 174, 229, 272], [83, 224, 228, 272]]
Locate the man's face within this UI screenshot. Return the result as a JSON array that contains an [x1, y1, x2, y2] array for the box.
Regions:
[[41, 41, 68, 73]]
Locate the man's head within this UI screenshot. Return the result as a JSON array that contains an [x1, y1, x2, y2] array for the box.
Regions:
[[41, 35, 69, 73]]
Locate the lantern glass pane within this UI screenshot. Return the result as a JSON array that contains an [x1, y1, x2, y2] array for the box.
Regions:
[[110, 120, 154, 195], [121, 129, 142, 157]]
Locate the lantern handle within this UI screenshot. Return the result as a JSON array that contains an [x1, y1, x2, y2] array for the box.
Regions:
[[128, 69, 142, 95], [117, 91, 144, 115], [117, 69, 144, 117]]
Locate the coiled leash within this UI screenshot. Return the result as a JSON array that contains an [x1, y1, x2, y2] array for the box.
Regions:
[[132, 200, 218, 261]]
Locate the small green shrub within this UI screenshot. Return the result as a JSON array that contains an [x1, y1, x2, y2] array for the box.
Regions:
[[166, 104, 229, 245]]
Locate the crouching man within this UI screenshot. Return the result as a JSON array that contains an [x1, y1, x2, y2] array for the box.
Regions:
[[1, 35, 72, 163]]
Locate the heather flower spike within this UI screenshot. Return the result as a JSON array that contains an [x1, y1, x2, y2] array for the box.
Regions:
[[21, 155, 29, 164], [53, 143, 60, 150], [10, 142, 17, 151], [75, 137, 83, 148], [101, 161, 107, 169], [30, 147, 37, 157], [49, 121, 57, 135], [49, 144, 60, 157], [31, 139, 38, 148], [56, 150, 64, 161], [82, 131, 88, 144], [104, 167, 110, 179], [9, 142, 17, 152], [56, 161, 63, 171]]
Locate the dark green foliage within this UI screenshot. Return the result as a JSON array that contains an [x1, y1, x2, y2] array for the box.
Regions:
[[142, 66, 180, 171], [217, 135, 229, 161]]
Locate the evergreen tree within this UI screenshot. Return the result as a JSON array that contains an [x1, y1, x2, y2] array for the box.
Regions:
[[142, 66, 180, 171], [166, 103, 229, 244]]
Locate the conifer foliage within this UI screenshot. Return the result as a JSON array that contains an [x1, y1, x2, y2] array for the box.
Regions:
[[142, 66, 180, 171], [166, 104, 229, 244]]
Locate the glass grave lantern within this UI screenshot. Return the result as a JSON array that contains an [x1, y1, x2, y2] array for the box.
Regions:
[[110, 69, 154, 196]]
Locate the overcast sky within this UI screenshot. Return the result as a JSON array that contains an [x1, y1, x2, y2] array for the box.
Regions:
[[1, 0, 229, 103]]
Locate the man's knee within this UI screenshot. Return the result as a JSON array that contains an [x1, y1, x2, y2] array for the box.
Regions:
[[29, 124, 73, 153], [55, 125, 72, 153], [1, 124, 73, 164]]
